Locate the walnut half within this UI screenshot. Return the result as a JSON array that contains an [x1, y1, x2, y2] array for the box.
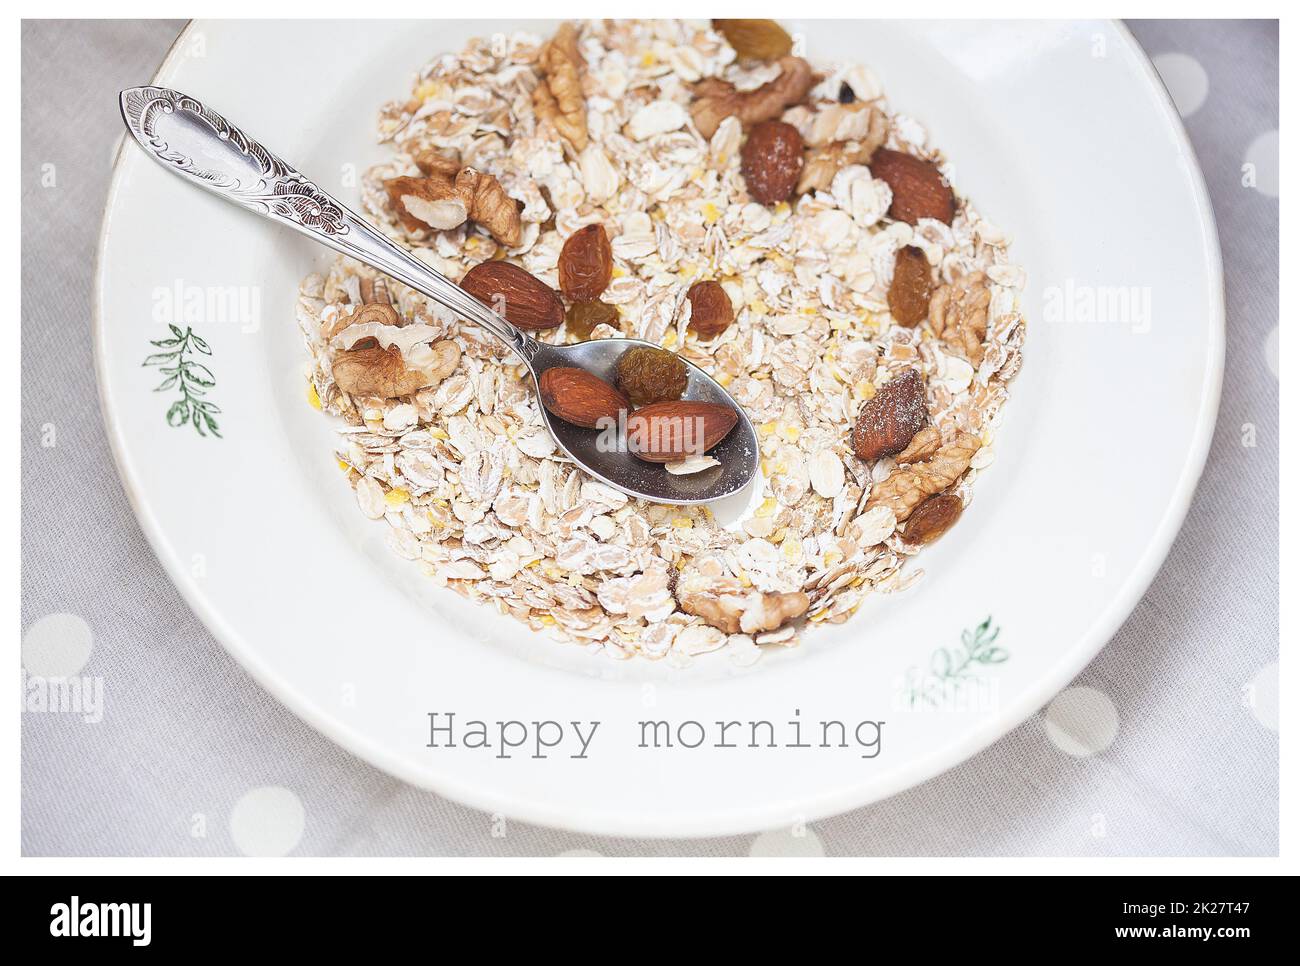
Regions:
[[929, 272, 991, 365], [327, 293, 462, 399], [866, 432, 980, 521], [690, 55, 814, 139], [678, 585, 810, 635], [332, 340, 461, 399], [384, 162, 522, 247], [333, 346, 433, 399], [895, 425, 942, 464], [532, 22, 588, 151]]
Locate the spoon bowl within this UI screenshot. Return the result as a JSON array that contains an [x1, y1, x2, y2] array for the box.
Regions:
[[119, 84, 759, 505], [530, 338, 759, 503]]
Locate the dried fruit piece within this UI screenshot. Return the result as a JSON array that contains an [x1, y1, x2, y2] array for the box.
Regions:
[[887, 245, 934, 326], [903, 493, 963, 546], [690, 56, 814, 138], [626, 401, 738, 463], [867, 433, 980, 521], [615, 345, 688, 406], [533, 22, 588, 151], [868, 148, 955, 225], [460, 261, 564, 330], [686, 280, 735, 338], [851, 368, 929, 461], [712, 19, 793, 61], [740, 120, 804, 205], [566, 300, 619, 340], [538, 367, 629, 429], [558, 224, 613, 300]]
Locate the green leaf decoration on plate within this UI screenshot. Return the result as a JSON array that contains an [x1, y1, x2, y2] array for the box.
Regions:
[[903, 616, 1008, 709], [142, 325, 223, 438]]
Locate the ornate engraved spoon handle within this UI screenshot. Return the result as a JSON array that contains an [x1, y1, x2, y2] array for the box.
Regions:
[[118, 86, 540, 363]]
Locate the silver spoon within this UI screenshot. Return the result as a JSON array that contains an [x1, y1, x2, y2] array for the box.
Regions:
[[118, 85, 759, 505]]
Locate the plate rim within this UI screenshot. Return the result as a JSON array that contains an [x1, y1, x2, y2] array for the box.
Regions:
[[92, 19, 1225, 838]]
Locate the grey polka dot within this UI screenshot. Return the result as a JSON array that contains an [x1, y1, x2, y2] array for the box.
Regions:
[[1152, 52, 1208, 117], [1246, 662, 1278, 732], [1044, 686, 1118, 757], [23, 613, 94, 677], [749, 827, 825, 857], [230, 786, 305, 856]]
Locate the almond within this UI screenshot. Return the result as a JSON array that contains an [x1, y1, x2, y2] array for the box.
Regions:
[[460, 261, 564, 331], [626, 401, 738, 463], [852, 368, 929, 461], [867, 148, 955, 225], [538, 367, 629, 428], [740, 120, 804, 205]]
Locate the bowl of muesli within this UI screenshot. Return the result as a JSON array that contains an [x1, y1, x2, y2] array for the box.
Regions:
[[96, 20, 1223, 835]]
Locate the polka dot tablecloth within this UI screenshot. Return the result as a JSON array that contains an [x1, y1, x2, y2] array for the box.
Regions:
[[21, 20, 1278, 857]]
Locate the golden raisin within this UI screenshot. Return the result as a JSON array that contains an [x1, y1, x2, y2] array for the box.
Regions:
[[558, 223, 613, 301], [686, 280, 735, 338], [615, 346, 689, 407], [713, 19, 793, 61], [903, 493, 963, 546], [887, 246, 934, 326], [565, 300, 620, 340]]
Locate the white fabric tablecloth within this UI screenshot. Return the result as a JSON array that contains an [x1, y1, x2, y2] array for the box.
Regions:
[[21, 19, 1278, 856]]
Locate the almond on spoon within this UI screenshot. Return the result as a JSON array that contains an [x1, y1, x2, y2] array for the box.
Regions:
[[626, 400, 738, 463], [538, 367, 629, 428]]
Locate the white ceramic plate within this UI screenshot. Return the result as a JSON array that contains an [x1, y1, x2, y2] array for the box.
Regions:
[[95, 20, 1222, 837]]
